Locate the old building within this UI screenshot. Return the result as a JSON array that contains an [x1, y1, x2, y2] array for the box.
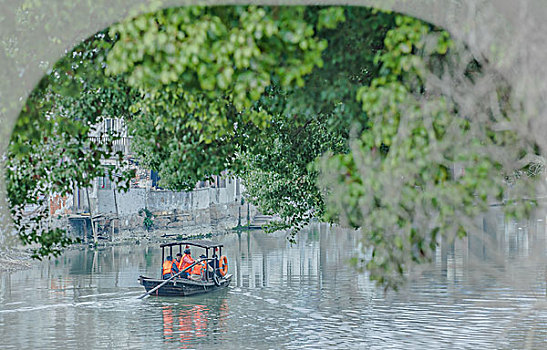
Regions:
[[49, 117, 252, 242]]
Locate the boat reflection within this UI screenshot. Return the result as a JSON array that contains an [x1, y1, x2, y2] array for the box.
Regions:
[[161, 298, 229, 347]]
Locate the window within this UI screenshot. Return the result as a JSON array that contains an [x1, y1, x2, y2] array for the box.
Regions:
[[105, 118, 113, 133]]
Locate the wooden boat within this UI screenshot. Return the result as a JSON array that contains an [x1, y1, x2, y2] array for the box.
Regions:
[[138, 240, 232, 297]]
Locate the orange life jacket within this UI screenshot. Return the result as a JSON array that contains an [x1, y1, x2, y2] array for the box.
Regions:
[[191, 262, 204, 275], [162, 260, 175, 276], [180, 253, 194, 271], [175, 258, 183, 271]]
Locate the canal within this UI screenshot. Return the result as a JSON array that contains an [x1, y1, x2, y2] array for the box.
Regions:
[[1, 209, 547, 349]]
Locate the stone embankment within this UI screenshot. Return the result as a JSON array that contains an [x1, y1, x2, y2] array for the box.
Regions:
[[0, 251, 31, 272], [0, 185, 267, 272], [64, 186, 259, 243]]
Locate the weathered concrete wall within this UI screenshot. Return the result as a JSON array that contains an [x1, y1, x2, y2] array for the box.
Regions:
[[97, 188, 147, 216], [99, 200, 258, 241], [146, 190, 191, 212], [81, 185, 253, 241], [96, 186, 238, 215], [193, 189, 211, 210]]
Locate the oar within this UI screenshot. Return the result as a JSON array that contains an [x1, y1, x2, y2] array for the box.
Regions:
[[138, 259, 203, 299]]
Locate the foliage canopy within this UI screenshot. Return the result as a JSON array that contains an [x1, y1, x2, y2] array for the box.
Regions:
[[6, 6, 539, 288]]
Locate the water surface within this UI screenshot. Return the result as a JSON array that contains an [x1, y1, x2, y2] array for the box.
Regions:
[[1, 211, 547, 349]]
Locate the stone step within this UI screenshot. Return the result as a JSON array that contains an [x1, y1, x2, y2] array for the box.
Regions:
[[249, 214, 277, 227]]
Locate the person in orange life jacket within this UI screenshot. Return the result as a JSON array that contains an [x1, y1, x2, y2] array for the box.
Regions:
[[179, 247, 195, 279], [162, 256, 179, 280], [175, 252, 183, 270], [191, 254, 212, 280]]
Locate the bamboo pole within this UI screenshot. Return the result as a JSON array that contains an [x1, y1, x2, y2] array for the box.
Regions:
[[85, 186, 97, 245], [112, 181, 119, 240]]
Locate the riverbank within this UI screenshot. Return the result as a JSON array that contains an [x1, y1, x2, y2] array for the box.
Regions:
[[79, 224, 237, 248], [64, 194, 260, 243], [1, 210, 265, 274], [0, 229, 216, 273], [0, 251, 31, 273]]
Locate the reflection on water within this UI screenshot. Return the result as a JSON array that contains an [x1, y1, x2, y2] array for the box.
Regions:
[[161, 299, 229, 346], [0, 208, 547, 349]]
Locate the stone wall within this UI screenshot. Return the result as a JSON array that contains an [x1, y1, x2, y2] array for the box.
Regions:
[[73, 183, 255, 241], [97, 188, 146, 216], [96, 183, 239, 215]]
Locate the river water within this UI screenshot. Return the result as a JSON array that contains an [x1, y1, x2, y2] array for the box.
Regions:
[[1, 210, 547, 349]]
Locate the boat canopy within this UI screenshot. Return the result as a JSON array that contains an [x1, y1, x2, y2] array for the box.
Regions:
[[160, 240, 223, 249], [159, 240, 226, 283]]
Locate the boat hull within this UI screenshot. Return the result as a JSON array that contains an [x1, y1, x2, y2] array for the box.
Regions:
[[138, 274, 232, 297]]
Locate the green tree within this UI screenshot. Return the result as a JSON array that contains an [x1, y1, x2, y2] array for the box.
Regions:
[[105, 6, 346, 190], [241, 8, 395, 235], [7, 6, 348, 257], [7, 6, 538, 291], [6, 33, 136, 258], [318, 15, 538, 289]]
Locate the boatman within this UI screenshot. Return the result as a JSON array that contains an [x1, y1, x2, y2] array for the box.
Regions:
[[211, 248, 220, 278], [162, 256, 179, 280]]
